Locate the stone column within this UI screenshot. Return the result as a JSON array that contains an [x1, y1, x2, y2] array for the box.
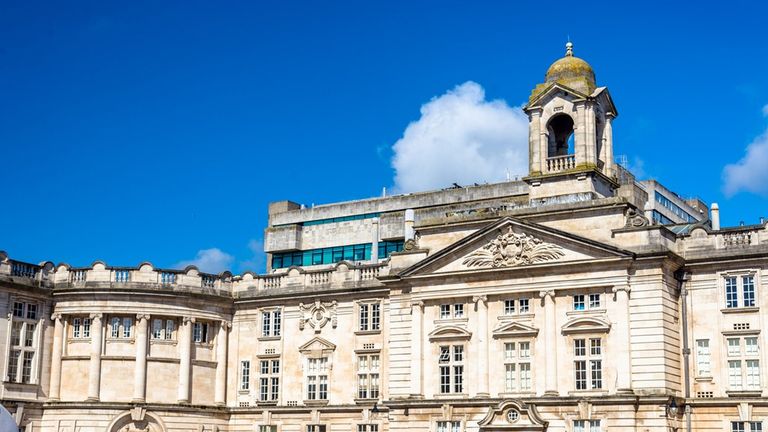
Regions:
[[613, 286, 633, 393], [538, 111, 548, 174], [87, 313, 103, 401], [528, 110, 541, 174], [178, 316, 194, 403], [575, 103, 587, 166], [371, 218, 380, 263], [49, 313, 64, 400], [133, 314, 150, 402], [473, 295, 489, 397], [215, 320, 230, 406], [410, 300, 424, 398], [539, 290, 558, 396], [604, 113, 615, 177]]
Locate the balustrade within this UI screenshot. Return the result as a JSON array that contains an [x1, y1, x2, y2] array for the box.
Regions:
[[546, 154, 576, 173], [11, 261, 39, 279], [114, 270, 131, 283]]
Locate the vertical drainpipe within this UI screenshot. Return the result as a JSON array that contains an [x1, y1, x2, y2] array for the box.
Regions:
[[675, 269, 692, 432]]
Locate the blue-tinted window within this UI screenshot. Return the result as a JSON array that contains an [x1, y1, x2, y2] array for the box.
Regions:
[[271, 240, 404, 269], [654, 192, 697, 223], [302, 213, 380, 227]]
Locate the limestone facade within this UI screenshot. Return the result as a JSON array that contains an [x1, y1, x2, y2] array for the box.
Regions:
[[2, 44, 766, 432]]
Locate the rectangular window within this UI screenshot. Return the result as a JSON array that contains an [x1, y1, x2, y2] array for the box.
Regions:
[[573, 295, 585, 311], [12, 302, 24, 318], [725, 274, 758, 308], [729, 360, 743, 389], [359, 302, 380, 331], [436, 421, 461, 432], [241, 360, 250, 390], [726, 276, 739, 308], [165, 319, 175, 340], [574, 420, 601, 432], [519, 298, 530, 313], [26, 304, 37, 320], [438, 345, 464, 393], [574, 338, 602, 390], [83, 318, 91, 338], [111, 317, 120, 338], [357, 354, 380, 399], [440, 304, 451, 319], [24, 323, 35, 348], [259, 359, 280, 400], [122, 317, 132, 338], [589, 294, 601, 309], [7, 350, 20, 382], [371, 303, 380, 330], [10, 322, 22, 346], [262, 310, 282, 337], [504, 300, 515, 315], [732, 422, 764, 432], [504, 341, 532, 392], [306, 357, 328, 400], [453, 304, 464, 318], [152, 319, 162, 339], [21, 351, 33, 383], [743, 275, 756, 307], [696, 339, 711, 376], [273, 311, 281, 336], [306, 426, 327, 432], [259, 426, 277, 432], [193, 322, 209, 343], [73, 318, 82, 338], [728, 336, 761, 390], [357, 425, 379, 432]]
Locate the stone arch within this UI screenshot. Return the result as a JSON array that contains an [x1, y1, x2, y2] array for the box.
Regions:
[[546, 113, 574, 157], [106, 408, 167, 432]]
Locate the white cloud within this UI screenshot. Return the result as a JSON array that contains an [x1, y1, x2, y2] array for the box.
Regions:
[[391, 81, 529, 193], [723, 129, 768, 197], [762, 104, 768, 117], [175, 248, 234, 274], [239, 238, 266, 273]]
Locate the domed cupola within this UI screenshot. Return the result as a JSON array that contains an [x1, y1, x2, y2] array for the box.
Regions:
[[544, 42, 596, 95]]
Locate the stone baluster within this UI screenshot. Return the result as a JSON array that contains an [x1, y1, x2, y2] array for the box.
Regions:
[[178, 316, 194, 403], [133, 314, 150, 402], [613, 285, 633, 393], [539, 290, 558, 396], [410, 300, 424, 398], [87, 313, 103, 401], [215, 320, 231, 406], [473, 295, 489, 397], [49, 313, 64, 400]]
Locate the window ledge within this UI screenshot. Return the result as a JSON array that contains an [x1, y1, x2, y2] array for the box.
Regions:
[[67, 338, 91, 343], [354, 330, 382, 336], [257, 400, 278, 406], [567, 390, 608, 397], [434, 393, 469, 399], [694, 376, 714, 383], [194, 342, 214, 348], [258, 336, 282, 342], [566, 309, 607, 316], [238, 389, 250, 395], [434, 318, 469, 325], [721, 307, 760, 314], [354, 398, 381, 404], [499, 391, 535, 398], [303, 400, 329, 406], [497, 313, 534, 321], [150, 339, 178, 345], [106, 338, 135, 344], [726, 390, 762, 397], [2, 381, 38, 388]]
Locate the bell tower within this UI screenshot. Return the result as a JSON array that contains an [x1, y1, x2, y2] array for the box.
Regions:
[[523, 42, 619, 201]]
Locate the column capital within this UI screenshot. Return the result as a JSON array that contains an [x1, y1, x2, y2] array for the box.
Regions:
[[220, 320, 232, 329], [612, 285, 631, 295], [136, 313, 151, 321], [183, 316, 196, 324], [89, 313, 103, 321], [538, 289, 555, 299], [472, 295, 488, 305], [410, 300, 424, 309], [51, 312, 63, 321]]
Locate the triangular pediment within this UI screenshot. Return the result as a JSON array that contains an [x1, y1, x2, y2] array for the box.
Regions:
[[561, 316, 611, 335], [428, 325, 472, 341], [399, 217, 633, 277], [526, 82, 589, 108], [298, 336, 337, 354], [493, 321, 539, 339]]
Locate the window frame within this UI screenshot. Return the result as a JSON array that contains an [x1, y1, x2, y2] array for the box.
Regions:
[[438, 344, 465, 394], [503, 340, 533, 393], [259, 358, 280, 402], [358, 300, 382, 332], [725, 335, 761, 391], [356, 353, 380, 400], [573, 337, 603, 390], [261, 308, 283, 338], [722, 271, 759, 310], [305, 356, 329, 401], [6, 300, 41, 384]]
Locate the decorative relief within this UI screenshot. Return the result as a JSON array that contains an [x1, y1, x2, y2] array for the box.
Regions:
[[462, 227, 565, 268], [624, 208, 649, 228], [298, 300, 337, 332]]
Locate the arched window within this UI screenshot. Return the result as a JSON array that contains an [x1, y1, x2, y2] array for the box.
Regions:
[[547, 114, 574, 157]]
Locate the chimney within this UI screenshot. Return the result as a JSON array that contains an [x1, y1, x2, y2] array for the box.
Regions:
[[404, 209, 415, 242], [711, 203, 720, 231]]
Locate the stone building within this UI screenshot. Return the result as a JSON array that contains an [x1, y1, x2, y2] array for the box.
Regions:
[[1, 44, 766, 432]]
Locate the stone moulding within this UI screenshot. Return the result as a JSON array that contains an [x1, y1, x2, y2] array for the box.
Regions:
[[462, 227, 565, 268]]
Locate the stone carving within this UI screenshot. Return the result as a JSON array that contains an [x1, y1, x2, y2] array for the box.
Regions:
[[625, 208, 649, 228], [462, 227, 565, 268], [298, 300, 337, 332]]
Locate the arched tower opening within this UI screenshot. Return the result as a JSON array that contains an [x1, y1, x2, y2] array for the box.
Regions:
[[547, 113, 574, 157]]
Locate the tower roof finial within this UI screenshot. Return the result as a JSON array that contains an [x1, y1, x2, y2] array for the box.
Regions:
[[565, 41, 573, 57]]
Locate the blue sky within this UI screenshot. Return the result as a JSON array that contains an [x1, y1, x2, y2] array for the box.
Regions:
[[2, 1, 768, 273]]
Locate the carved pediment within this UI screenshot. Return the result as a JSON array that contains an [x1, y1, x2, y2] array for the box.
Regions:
[[299, 336, 337, 354], [397, 217, 634, 277], [463, 227, 565, 268], [478, 400, 547, 431], [428, 325, 472, 342], [493, 321, 539, 339], [561, 317, 611, 335]]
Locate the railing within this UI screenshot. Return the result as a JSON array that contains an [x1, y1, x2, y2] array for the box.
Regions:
[[114, 270, 131, 283], [723, 232, 752, 247], [546, 154, 576, 173], [11, 262, 39, 279], [359, 266, 380, 281], [160, 272, 176, 286], [308, 270, 331, 285], [201, 275, 216, 289], [70, 270, 87, 283], [262, 275, 284, 289]]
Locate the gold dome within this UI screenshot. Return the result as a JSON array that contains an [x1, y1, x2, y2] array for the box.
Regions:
[[544, 42, 596, 95]]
